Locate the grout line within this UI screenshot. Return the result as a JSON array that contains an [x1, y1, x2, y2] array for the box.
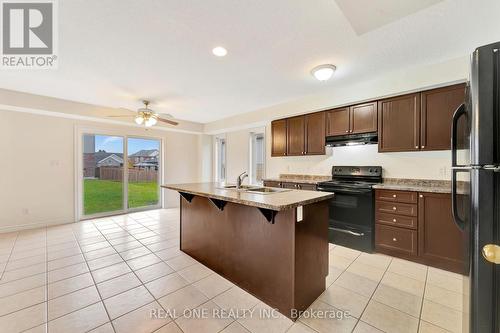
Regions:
[[0, 232, 20, 280], [90, 216, 174, 330], [73, 226, 118, 333], [45, 226, 49, 329], [347, 254, 393, 330], [416, 267, 429, 332]]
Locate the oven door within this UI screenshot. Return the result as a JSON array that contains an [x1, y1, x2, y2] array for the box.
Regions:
[[317, 185, 375, 253]]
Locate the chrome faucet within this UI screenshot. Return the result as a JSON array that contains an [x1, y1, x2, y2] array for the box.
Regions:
[[236, 172, 248, 189]]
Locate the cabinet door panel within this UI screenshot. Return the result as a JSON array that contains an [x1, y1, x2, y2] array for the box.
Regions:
[[350, 102, 377, 134], [271, 120, 287, 157], [287, 116, 305, 156], [418, 192, 466, 273], [378, 93, 421, 152], [305, 112, 325, 155], [421, 84, 465, 151], [326, 108, 350, 136], [375, 224, 417, 256]]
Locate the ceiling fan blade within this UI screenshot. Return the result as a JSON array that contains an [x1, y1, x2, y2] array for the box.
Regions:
[[106, 115, 136, 118], [157, 118, 179, 126], [116, 107, 136, 113]]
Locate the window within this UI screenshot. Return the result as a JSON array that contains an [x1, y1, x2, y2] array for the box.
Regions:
[[249, 132, 265, 185], [215, 136, 226, 182]]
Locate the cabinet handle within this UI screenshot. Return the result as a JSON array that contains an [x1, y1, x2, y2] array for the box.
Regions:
[[345, 130, 349, 133], [392, 238, 397, 242], [392, 207, 397, 210], [283, 153, 286, 156], [297, 184, 301, 189], [421, 146, 425, 149], [392, 194, 397, 198], [419, 194, 423, 198], [393, 218, 397, 222], [415, 145, 419, 149]]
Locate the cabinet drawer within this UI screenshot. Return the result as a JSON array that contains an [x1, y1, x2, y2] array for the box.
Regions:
[[376, 212, 417, 229], [375, 190, 417, 203], [375, 224, 417, 256], [376, 201, 417, 217], [297, 183, 316, 191], [263, 181, 281, 188]]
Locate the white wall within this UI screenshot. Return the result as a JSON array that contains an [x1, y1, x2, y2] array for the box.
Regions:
[[0, 110, 202, 232], [208, 56, 468, 182], [204, 56, 468, 134]]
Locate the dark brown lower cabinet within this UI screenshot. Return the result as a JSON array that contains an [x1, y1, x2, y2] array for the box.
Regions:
[[375, 189, 466, 274], [418, 192, 466, 273], [263, 181, 281, 188], [263, 181, 316, 191]]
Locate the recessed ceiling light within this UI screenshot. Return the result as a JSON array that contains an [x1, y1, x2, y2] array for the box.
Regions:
[[212, 47, 228, 57], [311, 64, 336, 81]]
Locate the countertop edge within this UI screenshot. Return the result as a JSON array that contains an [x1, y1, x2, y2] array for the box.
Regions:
[[372, 184, 451, 193], [162, 185, 334, 211]]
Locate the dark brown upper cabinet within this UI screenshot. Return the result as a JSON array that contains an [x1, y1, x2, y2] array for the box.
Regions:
[[286, 116, 306, 156], [350, 102, 378, 134], [271, 119, 287, 157], [420, 83, 466, 151], [326, 107, 350, 136], [271, 113, 326, 157], [326, 102, 377, 137], [378, 93, 421, 152], [305, 112, 326, 155]]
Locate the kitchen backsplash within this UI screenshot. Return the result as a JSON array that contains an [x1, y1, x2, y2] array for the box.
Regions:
[[266, 144, 452, 180]]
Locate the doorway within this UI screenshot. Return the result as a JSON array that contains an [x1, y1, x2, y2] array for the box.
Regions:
[[80, 133, 162, 219]]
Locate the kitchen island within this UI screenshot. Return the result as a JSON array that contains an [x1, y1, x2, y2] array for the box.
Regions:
[[162, 183, 334, 319]]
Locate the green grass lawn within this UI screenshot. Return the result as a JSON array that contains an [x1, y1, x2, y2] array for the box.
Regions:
[[84, 179, 159, 215]]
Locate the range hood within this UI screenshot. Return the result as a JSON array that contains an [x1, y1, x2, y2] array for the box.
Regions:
[[326, 132, 378, 147]]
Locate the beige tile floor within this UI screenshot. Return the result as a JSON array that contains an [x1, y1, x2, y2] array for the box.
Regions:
[[0, 209, 466, 333]]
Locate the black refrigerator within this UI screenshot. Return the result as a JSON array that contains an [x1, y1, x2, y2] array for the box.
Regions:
[[452, 42, 500, 333]]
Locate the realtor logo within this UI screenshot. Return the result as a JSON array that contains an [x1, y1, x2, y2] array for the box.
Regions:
[[1, 0, 58, 68]]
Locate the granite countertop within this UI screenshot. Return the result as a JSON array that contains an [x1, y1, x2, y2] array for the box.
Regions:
[[262, 174, 331, 185], [162, 182, 334, 211], [372, 178, 453, 193]]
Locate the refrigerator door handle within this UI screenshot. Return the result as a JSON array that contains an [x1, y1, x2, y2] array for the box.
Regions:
[[451, 103, 466, 168], [482, 165, 500, 172], [451, 168, 466, 230]]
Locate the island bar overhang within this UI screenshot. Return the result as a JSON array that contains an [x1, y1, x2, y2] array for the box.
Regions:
[[162, 183, 333, 320]]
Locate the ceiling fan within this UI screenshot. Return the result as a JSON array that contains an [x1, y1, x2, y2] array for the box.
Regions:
[[107, 100, 179, 127]]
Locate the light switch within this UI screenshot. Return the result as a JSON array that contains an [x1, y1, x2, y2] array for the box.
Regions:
[[296, 206, 303, 222]]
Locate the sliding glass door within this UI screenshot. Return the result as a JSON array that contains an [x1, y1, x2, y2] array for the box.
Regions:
[[81, 133, 161, 218], [127, 138, 161, 209]]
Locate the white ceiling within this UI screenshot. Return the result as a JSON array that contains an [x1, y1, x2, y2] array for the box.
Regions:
[[1, 0, 500, 123]]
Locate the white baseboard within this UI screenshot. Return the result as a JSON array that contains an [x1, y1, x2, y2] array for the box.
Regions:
[[0, 217, 77, 233]]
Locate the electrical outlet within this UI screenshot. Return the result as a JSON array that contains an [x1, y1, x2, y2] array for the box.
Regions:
[[21, 208, 29, 215]]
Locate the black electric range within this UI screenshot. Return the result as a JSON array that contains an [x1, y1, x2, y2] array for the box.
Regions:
[[317, 166, 382, 253]]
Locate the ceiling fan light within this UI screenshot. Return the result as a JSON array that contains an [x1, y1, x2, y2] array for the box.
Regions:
[[311, 64, 336, 81], [135, 115, 144, 125], [145, 117, 157, 127]]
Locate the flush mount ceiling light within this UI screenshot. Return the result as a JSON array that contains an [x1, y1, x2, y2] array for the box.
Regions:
[[212, 46, 228, 57], [311, 64, 337, 81]]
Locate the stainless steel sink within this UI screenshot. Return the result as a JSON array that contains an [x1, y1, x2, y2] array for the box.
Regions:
[[218, 185, 254, 190], [217, 184, 290, 194], [245, 187, 289, 194]]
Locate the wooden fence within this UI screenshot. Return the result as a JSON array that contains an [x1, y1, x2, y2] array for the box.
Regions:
[[99, 167, 158, 182]]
